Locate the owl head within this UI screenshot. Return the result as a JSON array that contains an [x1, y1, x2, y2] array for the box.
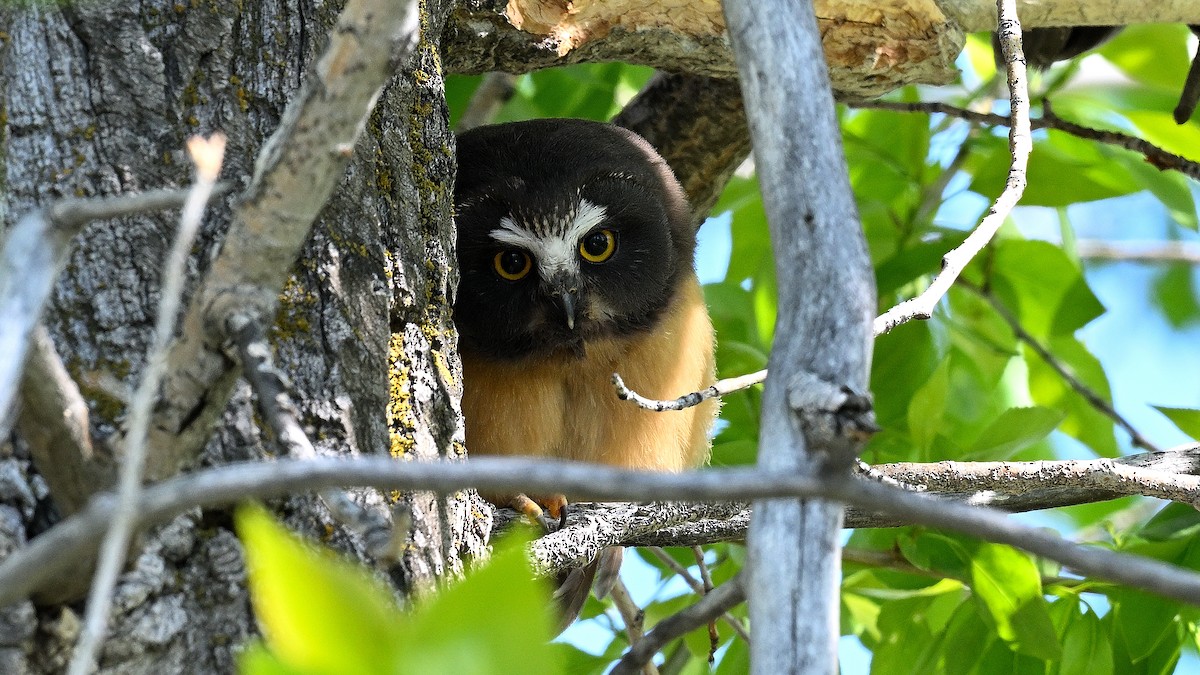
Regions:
[[453, 119, 696, 360]]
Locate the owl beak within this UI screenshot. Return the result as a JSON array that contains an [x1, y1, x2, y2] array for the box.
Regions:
[[557, 289, 578, 331]]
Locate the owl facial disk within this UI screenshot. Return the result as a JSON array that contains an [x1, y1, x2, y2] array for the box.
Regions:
[[488, 199, 608, 282]]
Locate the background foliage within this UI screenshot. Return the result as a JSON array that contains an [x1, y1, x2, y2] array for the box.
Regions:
[[244, 25, 1200, 673]]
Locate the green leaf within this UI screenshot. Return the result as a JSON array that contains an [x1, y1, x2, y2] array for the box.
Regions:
[[907, 360, 951, 456], [875, 236, 965, 300], [238, 643, 312, 675], [967, 132, 1139, 206], [1112, 588, 1181, 663], [1099, 25, 1194, 91], [898, 532, 972, 580], [237, 506, 562, 675], [991, 240, 1105, 338], [710, 438, 758, 467], [237, 504, 404, 675], [1137, 502, 1200, 542], [969, 543, 1062, 661], [1154, 406, 1200, 440], [842, 592, 882, 641], [1124, 160, 1198, 231], [714, 633, 749, 675], [964, 406, 1064, 461], [752, 261, 777, 346], [938, 600, 995, 675], [871, 321, 941, 430], [1058, 609, 1115, 675], [401, 533, 561, 675], [1027, 335, 1119, 457], [1153, 265, 1200, 327]]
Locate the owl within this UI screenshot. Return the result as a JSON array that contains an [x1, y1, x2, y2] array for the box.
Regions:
[[452, 118, 719, 625]]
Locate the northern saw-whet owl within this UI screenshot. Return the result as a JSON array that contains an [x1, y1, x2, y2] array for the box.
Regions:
[[452, 118, 718, 628]]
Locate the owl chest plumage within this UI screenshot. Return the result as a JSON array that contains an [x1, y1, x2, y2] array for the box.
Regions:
[[461, 272, 717, 478]]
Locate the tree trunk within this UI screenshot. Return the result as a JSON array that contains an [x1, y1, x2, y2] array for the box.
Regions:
[[0, 1, 484, 671]]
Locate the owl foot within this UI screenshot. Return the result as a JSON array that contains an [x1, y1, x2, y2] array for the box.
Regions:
[[510, 493, 569, 531]]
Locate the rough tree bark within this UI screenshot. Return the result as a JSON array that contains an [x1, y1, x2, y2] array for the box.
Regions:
[[0, 0, 484, 671]]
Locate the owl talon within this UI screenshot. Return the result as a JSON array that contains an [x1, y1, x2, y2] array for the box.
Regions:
[[510, 494, 546, 523], [542, 494, 568, 530]]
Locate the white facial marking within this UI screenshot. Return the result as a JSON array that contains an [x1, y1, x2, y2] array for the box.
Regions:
[[488, 200, 608, 281]]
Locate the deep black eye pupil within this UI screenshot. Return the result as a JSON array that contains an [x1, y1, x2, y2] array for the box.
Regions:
[[584, 232, 609, 256], [499, 250, 526, 275]]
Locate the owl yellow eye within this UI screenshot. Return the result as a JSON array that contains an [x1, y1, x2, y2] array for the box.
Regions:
[[493, 250, 532, 281], [579, 229, 616, 263]]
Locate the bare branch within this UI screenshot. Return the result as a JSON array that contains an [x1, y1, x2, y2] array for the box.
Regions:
[[609, 580, 658, 675], [3, 452, 1200, 621], [612, 370, 765, 412], [611, 572, 746, 675], [879, 454, 1200, 507], [70, 135, 226, 675], [851, 99, 1200, 182], [647, 547, 751, 643], [18, 327, 107, 516], [966, 283, 1162, 453], [874, 4, 1031, 336]]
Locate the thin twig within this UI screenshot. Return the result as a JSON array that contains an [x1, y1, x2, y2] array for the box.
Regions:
[[873, 9, 1031, 336], [612, 370, 765, 412], [609, 579, 659, 675], [1075, 240, 1200, 264], [1175, 43, 1200, 124], [70, 135, 226, 675], [691, 546, 720, 661], [226, 312, 400, 560], [646, 547, 751, 643], [966, 283, 1162, 453], [4, 455, 1200, 609], [611, 572, 747, 675], [851, 99, 1200, 183]]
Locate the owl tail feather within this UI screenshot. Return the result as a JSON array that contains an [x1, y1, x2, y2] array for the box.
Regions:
[[551, 546, 625, 634]]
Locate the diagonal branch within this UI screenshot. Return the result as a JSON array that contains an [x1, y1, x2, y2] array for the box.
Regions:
[[646, 547, 751, 643], [873, 1, 1032, 336], [611, 572, 746, 675], [226, 312, 400, 560], [18, 327, 107, 516], [967, 283, 1163, 453]]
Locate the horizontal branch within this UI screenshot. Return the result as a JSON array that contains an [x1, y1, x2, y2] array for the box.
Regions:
[[505, 448, 1200, 572], [4, 453, 1200, 609]]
